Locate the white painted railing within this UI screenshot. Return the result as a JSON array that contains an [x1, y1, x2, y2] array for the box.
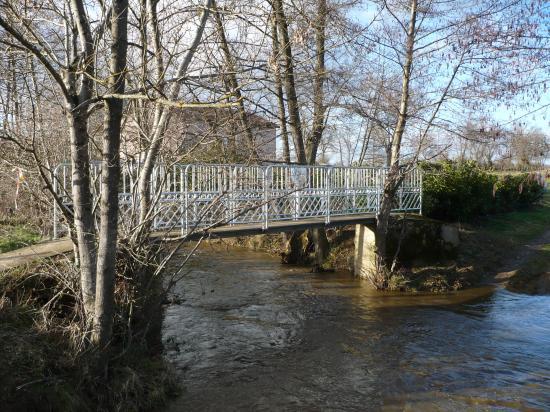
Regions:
[[52, 163, 422, 238]]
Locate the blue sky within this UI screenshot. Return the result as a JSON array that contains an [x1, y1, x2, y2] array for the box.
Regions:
[[348, 1, 549, 133]]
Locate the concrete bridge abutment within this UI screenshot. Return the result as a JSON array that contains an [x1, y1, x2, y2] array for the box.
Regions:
[[354, 224, 377, 279], [353, 219, 461, 279]]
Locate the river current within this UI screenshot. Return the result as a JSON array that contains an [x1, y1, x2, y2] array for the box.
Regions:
[[163, 245, 550, 411]]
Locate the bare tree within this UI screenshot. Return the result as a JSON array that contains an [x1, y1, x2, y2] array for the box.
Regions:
[[93, 0, 129, 348], [348, 0, 548, 286], [133, 0, 215, 234], [509, 127, 549, 169], [0, 0, 132, 349], [1, 1, 104, 315]]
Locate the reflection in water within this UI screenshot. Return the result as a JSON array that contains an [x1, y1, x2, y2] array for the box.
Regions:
[[163, 245, 550, 411]]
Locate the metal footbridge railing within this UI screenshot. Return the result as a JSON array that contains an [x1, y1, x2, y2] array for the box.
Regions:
[[52, 163, 422, 238]]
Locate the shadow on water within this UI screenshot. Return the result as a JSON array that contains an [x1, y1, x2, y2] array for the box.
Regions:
[[163, 245, 550, 411]]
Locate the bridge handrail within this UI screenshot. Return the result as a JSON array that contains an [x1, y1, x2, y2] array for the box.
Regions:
[[52, 162, 422, 238]]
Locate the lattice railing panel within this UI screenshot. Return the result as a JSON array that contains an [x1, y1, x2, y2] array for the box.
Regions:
[[267, 193, 296, 221], [230, 194, 265, 224], [52, 163, 422, 237]]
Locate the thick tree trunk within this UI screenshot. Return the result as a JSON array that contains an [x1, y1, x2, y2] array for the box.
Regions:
[[281, 231, 305, 264], [273, 0, 306, 261], [373, 166, 399, 286], [273, 0, 330, 265], [306, 0, 327, 164], [306, 0, 329, 268], [93, 0, 128, 348], [93, 103, 122, 347], [64, 0, 100, 319], [271, 10, 293, 256], [310, 227, 330, 271], [68, 111, 97, 316], [67, 0, 98, 318]]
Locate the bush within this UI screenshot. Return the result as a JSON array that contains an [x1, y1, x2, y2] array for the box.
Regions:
[[493, 173, 545, 212], [421, 161, 545, 221]]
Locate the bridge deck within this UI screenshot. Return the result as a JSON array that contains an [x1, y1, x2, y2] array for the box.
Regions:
[[180, 213, 378, 240]]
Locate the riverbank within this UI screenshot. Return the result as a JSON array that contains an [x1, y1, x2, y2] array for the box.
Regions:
[[505, 237, 550, 294], [488, 189, 550, 294], [0, 257, 178, 412], [212, 225, 475, 293]]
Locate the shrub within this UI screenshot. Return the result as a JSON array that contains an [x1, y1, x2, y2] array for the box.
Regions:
[[421, 161, 545, 221]]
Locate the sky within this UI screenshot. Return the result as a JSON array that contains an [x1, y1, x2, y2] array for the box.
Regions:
[[350, 1, 549, 133]]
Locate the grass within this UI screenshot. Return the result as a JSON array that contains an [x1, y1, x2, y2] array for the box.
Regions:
[[483, 184, 550, 244], [0, 222, 41, 253], [467, 181, 550, 294]]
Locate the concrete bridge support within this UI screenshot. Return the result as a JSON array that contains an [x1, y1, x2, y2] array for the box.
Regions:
[[354, 220, 462, 279], [354, 224, 377, 279]]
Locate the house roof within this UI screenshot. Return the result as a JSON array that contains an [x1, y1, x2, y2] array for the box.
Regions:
[[171, 107, 277, 130]]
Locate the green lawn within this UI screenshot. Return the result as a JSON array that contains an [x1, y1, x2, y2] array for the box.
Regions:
[[0, 223, 41, 253], [484, 182, 550, 244]]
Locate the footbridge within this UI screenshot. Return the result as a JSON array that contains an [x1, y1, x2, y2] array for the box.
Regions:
[[53, 163, 422, 239]]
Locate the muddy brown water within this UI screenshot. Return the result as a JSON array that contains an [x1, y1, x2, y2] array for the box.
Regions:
[[163, 246, 550, 411]]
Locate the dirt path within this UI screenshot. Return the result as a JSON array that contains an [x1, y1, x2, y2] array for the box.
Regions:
[[494, 228, 550, 280], [0, 239, 72, 271]]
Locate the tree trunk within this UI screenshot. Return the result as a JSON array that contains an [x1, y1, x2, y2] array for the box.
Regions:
[[373, 166, 399, 286], [93, 0, 128, 348], [305, 0, 327, 164], [272, 0, 307, 262], [272, 0, 306, 164], [306, 0, 329, 268], [213, 1, 258, 161], [273, 0, 330, 265], [281, 231, 305, 264], [271, 14, 291, 163], [137, 0, 213, 230], [373, 0, 417, 286], [310, 227, 330, 271], [68, 110, 97, 316]]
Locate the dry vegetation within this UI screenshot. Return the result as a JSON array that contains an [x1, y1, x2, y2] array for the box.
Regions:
[[0, 257, 178, 412]]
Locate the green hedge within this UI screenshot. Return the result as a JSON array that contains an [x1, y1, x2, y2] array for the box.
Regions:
[[421, 161, 545, 221]]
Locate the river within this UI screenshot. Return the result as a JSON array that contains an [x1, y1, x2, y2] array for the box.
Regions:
[[163, 245, 550, 411]]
